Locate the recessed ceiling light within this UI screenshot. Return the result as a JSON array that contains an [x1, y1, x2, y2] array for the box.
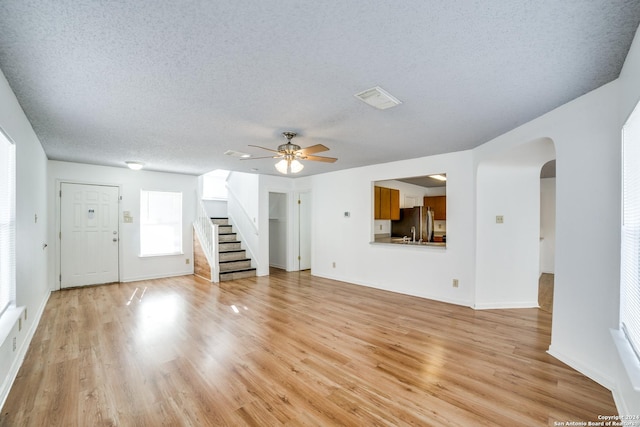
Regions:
[[125, 161, 144, 170], [354, 86, 402, 110], [428, 174, 447, 181]]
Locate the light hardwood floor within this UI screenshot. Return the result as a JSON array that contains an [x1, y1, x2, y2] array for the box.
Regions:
[[1, 270, 615, 426]]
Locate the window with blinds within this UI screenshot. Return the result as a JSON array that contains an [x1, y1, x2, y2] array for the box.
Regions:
[[0, 128, 16, 317], [621, 100, 640, 358]]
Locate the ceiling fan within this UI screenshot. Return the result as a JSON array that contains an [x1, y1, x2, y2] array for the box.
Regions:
[[244, 132, 337, 174]]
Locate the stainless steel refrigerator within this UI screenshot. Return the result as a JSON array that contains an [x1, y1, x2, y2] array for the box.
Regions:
[[391, 207, 434, 242]]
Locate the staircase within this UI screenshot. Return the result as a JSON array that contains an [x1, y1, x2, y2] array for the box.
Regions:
[[211, 217, 256, 281]]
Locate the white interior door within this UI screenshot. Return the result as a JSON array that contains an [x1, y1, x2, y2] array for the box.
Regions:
[[60, 183, 119, 288], [298, 192, 311, 270]]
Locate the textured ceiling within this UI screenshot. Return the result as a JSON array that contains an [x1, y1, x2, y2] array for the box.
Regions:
[[0, 1, 639, 176]]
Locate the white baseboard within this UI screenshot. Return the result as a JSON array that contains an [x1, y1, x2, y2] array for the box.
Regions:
[[0, 289, 51, 411], [611, 387, 628, 417], [547, 344, 615, 390], [473, 300, 539, 310], [311, 271, 472, 308], [120, 271, 194, 283]]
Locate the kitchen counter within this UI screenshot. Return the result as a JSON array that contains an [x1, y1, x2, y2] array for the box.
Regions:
[[372, 236, 446, 247]]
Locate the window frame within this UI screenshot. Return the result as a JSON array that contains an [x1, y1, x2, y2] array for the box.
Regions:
[[201, 169, 230, 201], [139, 190, 184, 257], [0, 127, 16, 317], [616, 97, 640, 391]]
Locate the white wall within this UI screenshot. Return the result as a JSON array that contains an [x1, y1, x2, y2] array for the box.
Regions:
[[475, 165, 545, 308], [311, 151, 475, 307], [202, 199, 227, 218], [47, 161, 197, 284], [475, 137, 555, 309], [309, 25, 640, 412], [0, 68, 50, 407], [472, 83, 620, 393], [611, 24, 640, 414], [540, 178, 556, 274]]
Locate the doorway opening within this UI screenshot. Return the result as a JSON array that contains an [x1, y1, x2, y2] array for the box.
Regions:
[[298, 192, 311, 271], [538, 160, 556, 313], [268, 192, 287, 270]]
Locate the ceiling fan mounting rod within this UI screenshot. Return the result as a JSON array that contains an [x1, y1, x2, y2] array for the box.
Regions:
[[282, 131, 297, 142]]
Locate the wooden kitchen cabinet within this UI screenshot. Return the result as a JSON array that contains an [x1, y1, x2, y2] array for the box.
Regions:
[[374, 186, 400, 220], [424, 196, 446, 220], [380, 187, 390, 219], [390, 189, 400, 220]]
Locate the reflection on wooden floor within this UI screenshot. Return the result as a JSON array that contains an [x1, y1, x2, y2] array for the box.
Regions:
[[1, 270, 614, 426], [539, 273, 554, 313]]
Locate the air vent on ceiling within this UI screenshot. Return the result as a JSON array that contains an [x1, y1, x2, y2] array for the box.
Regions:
[[354, 86, 402, 110], [224, 149, 251, 158]]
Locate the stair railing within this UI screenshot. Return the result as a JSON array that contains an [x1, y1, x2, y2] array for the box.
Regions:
[[194, 199, 220, 282]]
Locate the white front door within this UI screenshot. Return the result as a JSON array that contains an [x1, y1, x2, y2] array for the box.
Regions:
[[60, 183, 119, 288]]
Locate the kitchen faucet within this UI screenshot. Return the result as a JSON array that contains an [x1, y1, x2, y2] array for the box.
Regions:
[[411, 226, 416, 242]]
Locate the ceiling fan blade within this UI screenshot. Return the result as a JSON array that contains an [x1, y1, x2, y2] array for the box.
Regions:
[[302, 154, 338, 163], [248, 144, 280, 153], [240, 155, 280, 160], [296, 144, 329, 155]]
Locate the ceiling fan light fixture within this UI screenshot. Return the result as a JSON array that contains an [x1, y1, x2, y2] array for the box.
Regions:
[[275, 159, 289, 174], [290, 159, 304, 173], [274, 158, 304, 174], [125, 161, 144, 170], [249, 131, 335, 174]]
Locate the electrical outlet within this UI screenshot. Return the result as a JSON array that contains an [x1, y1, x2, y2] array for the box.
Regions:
[[332, 262, 336, 268], [185, 258, 190, 264], [452, 279, 459, 288], [496, 215, 504, 224]]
